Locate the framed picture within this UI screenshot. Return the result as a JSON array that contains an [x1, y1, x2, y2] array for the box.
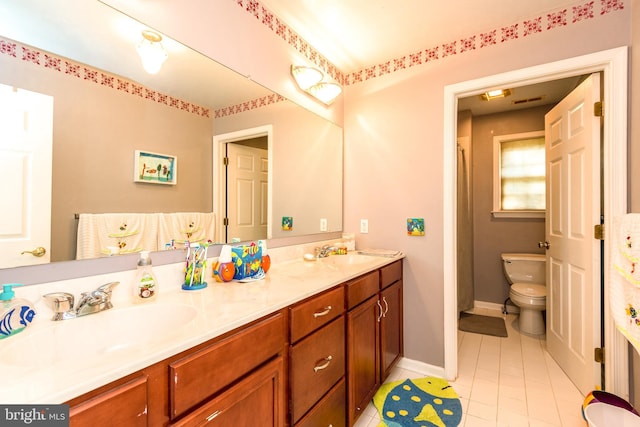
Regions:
[[134, 150, 177, 185]]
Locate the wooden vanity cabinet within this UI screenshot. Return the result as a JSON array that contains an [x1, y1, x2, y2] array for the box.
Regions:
[[346, 260, 403, 426], [68, 373, 149, 427], [289, 286, 346, 426]]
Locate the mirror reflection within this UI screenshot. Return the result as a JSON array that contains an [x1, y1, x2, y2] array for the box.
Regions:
[[0, 0, 343, 269]]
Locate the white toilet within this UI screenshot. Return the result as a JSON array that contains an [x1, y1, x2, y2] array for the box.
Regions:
[[501, 253, 547, 336]]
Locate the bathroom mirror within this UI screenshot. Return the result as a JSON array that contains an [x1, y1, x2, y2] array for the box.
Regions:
[[0, 0, 343, 269]]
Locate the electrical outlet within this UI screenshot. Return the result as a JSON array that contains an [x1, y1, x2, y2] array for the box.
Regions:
[[360, 219, 369, 234], [320, 218, 328, 231]]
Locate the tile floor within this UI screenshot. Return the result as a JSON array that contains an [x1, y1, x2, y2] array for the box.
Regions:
[[353, 308, 587, 427]]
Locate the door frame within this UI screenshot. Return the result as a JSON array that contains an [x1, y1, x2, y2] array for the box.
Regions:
[[443, 47, 629, 395], [213, 124, 273, 243]]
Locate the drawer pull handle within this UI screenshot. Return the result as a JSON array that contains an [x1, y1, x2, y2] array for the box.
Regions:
[[313, 355, 333, 372], [206, 410, 221, 422], [313, 305, 332, 318], [377, 300, 384, 322], [382, 297, 389, 317]]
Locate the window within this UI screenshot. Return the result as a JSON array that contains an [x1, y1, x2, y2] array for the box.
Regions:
[[492, 131, 545, 218]]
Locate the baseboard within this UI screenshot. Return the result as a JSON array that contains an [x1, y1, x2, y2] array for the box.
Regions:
[[474, 299, 519, 314], [396, 357, 449, 380]]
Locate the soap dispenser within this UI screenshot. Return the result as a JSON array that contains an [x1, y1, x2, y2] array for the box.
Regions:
[[0, 283, 36, 339], [133, 251, 158, 302]]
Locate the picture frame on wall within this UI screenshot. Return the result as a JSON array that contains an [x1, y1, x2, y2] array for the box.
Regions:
[[134, 150, 177, 185]]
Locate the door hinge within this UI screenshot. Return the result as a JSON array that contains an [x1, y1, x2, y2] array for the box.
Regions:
[[223, 156, 229, 166], [223, 217, 229, 226], [594, 224, 604, 240], [594, 101, 603, 117], [594, 347, 605, 364]]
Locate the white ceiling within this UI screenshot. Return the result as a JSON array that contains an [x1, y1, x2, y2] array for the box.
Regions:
[[259, 0, 585, 115]]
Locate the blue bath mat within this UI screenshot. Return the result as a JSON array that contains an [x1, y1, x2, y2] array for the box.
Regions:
[[373, 377, 462, 427]]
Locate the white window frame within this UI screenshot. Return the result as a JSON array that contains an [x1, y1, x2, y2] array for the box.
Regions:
[[492, 130, 545, 219]]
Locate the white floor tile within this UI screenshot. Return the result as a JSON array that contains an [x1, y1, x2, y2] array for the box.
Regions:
[[374, 311, 586, 426]]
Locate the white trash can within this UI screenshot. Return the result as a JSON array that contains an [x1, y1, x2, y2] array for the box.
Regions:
[[584, 402, 640, 427]]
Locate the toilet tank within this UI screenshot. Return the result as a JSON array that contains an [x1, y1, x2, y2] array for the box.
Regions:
[[501, 253, 546, 285]]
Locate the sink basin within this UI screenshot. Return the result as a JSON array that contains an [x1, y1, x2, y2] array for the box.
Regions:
[[318, 254, 376, 266], [0, 303, 197, 367]]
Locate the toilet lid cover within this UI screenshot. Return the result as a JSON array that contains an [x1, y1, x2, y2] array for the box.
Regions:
[[512, 283, 546, 298]]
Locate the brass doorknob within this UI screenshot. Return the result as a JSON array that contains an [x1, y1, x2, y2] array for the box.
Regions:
[[538, 241, 550, 249], [21, 247, 46, 257]]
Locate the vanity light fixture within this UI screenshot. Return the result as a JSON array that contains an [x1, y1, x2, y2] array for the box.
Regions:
[[291, 65, 342, 105], [480, 88, 512, 101], [136, 30, 168, 74]]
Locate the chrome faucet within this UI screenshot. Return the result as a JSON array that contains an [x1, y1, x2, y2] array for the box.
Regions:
[[315, 244, 337, 258], [44, 282, 119, 321]]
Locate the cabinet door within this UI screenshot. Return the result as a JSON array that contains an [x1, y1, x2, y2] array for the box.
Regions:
[[171, 357, 285, 427], [347, 295, 380, 426], [380, 280, 403, 381], [69, 375, 148, 427]]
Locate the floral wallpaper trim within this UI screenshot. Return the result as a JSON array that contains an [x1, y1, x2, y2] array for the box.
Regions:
[[214, 93, 287, 118], [234, 0, 624, 87], [0, 37, 212, 119]]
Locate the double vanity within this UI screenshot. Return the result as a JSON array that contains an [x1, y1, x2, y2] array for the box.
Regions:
[[0, 251, 403, 427]]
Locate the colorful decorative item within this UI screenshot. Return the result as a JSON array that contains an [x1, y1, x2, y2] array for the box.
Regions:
[[407, 218, 425, 236], [134, 150, 177, 185], [373, 377, 462, 427], [212, 245, 235, 282], [282, 216, 293, 231], [231, 242, 263, 280]]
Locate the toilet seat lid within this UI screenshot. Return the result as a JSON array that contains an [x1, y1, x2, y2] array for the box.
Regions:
[[511, 283, 546, 298]]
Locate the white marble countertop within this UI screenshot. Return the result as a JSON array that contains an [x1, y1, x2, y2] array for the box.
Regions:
[[0, 251, 403, 404]]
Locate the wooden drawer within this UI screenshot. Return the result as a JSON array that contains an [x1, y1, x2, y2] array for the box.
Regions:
[[169, 312, 286, 419], [170, 357, 285, 427], [290, 286, 344, 343], [346, 271, 379, 309], [70, 374, 148, 427], [295, 378, 346, 427], [380, 260, 402, 289], [290, 316, 345, 423]]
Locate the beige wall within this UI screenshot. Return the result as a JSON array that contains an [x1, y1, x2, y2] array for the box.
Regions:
[[0, 47, 213, 262], [471, 106, 550, 305]]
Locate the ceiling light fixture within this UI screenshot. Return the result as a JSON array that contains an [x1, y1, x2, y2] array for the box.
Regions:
[[291, 65, 342, 105], [136, 29, 168, 74], [480, 88, 512, 101]]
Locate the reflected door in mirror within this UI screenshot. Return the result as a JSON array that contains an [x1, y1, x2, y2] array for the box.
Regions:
[[0, 84, 52, 268], [225, 143, 268, 242]]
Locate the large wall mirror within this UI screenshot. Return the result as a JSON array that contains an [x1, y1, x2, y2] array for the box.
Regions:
[[0, 0, 343, 275]]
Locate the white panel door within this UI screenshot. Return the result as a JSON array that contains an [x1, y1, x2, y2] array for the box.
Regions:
[[545, 73, 601, 395], [226, 143, 268, 242], [0, 84, 53, 267]]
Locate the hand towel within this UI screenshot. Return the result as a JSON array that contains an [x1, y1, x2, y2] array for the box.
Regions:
[[76, 213, 158, 259], [158, 212, 215, 248], [610, 214, 640, 353]]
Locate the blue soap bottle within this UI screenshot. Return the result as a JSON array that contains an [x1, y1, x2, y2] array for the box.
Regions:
[[0, 283, 36, 339]]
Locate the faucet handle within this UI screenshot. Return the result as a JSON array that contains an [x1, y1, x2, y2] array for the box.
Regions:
[[96, 281, 119, 296], [43, 292, 75, 320]]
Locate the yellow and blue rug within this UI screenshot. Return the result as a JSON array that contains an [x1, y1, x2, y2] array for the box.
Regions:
[[373, 377, 462, 427]]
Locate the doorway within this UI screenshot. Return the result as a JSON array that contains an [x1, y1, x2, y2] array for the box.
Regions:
[[213, 125, 273, 243], [443, 47, 629, 395]]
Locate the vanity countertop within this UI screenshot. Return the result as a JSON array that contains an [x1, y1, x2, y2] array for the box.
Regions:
[[0, 252, 403, 404]]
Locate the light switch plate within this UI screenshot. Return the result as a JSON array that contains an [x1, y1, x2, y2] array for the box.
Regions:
[[320, 218, 327, 231], [360, 219, 369, 233]]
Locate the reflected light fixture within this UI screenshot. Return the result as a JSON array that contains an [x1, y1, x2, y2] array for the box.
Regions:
[[291, 65, 342, 105], [136, 29, 168, 74], [480, 88, 512, 101]]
